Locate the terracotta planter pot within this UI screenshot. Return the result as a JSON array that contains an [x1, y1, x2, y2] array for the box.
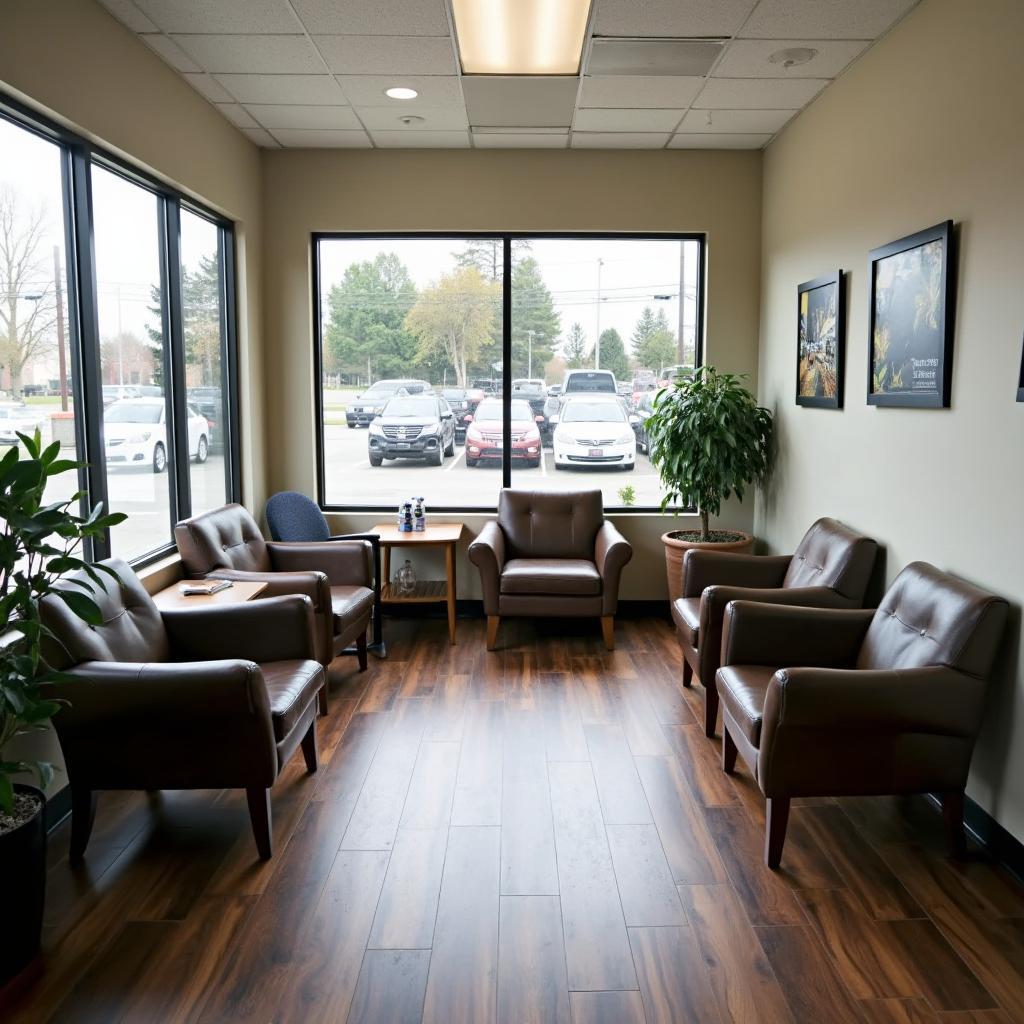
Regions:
[[661, 530, 754, 605]]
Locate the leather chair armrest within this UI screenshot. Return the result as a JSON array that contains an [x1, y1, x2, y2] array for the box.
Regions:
[[162, 594, 318, 663], [595, 521, 633, 615], [267, 539, 372, 588], [205, 567, 330, 613], [682, 550, 792, 598], [468, 521, 505, 617], [721, 601, 875, 669]]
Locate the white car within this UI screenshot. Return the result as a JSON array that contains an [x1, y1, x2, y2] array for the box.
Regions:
[[104, 397, 209, 473], [552, 395, 636, 471], [0, 403, 46, 445]]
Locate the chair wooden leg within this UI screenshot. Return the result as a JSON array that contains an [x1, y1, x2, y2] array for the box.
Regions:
[[704, 680, 719, 739], [601, 615, 615, 651], [317, 683, 329, 716], [722, 724, 738, 775], [301, 719, 319, 775], [764, 796, 791, 869], [356, 629, 368, 671], [942, 790, 967, 859], [246, 786, 273, 860], [69, 785, 96, 865], [682, 657, 693, 688], [486, 615, 500, 651]]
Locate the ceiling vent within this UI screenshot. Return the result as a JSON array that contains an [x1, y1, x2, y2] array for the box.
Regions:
[[587, 38, 726, 77]]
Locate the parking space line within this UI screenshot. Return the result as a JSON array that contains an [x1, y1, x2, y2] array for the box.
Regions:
[[445, 447, 466, 472], [351, 459, 370, 469], [540, 450, 548, 476]]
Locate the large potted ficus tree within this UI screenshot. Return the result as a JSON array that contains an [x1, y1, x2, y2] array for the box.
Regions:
[[0, 430, 124, 983], [644, 365, 772, 603]]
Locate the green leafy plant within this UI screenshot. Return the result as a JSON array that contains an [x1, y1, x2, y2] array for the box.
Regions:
[[644, 365, 772, 542], [0, 431, 125, 813], [616, 485, 636, 507]]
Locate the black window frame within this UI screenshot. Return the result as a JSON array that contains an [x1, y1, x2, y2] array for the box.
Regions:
[[0, 91, 242, 567], [312, 230, 705, 514]]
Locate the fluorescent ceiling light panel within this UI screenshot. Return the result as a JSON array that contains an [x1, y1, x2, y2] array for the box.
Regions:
[[453, 0, 592, 75]]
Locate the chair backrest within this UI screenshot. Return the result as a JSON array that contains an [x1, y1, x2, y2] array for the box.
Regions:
[[266, 491, 330, 542], [174, 503, 272, 576], [857, 561, 1008, 676], [40, 558, 169, 670], [498, 488, 603, 560], [783, 517, 878, 602]]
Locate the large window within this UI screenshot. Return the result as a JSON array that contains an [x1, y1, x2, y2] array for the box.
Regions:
[[314, 234, 703, 510], [0, 96, 239, 564]]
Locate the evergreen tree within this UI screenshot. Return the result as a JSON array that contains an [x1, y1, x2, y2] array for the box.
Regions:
[[563, 321, 590, 368], [631, 305, 677, 374], [596, 328, 630, 381], [511, 256, 560, 377]]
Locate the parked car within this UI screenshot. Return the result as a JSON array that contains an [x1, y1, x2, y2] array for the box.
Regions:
[[104, 397, 209, 473], [0, 403, 45, 445], [21, 384, 46, 397], [102, 384, 140, 406], [439, 387, 470, 443], [367, 394, 455, 467], [552, 394, 636, 471], [511, 378, 550, 441], [347, 378, 430, 427], [563, 368, 617, 395], [631, 390, 658, 455], [187, 386, 221, 449], [465, 398, 542, 468]]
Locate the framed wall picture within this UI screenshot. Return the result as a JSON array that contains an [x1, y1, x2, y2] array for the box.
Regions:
[[868, 220, 955, 408], [1017, 335, 1024, 402], [796, 271, 845, 408]]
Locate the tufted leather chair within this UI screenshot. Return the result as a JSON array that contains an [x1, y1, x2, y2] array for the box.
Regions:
[[715, 561, 1008, 869], [673, 517, 878, 737], [40, 559, 325, 861], [469, 488, 632, 651], [174, 504, 374, 711]]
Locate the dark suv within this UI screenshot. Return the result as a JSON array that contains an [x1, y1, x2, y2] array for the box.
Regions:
[[368, 394, 456, 467], [439, 388, 470, 443], [347, 378, 430, 427]]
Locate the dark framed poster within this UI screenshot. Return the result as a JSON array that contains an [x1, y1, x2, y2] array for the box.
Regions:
[[796, 271, 845, 408], [867, 220, 955, 408]]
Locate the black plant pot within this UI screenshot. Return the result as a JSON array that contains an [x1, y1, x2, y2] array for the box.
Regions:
[[0, 783, 47, 985]]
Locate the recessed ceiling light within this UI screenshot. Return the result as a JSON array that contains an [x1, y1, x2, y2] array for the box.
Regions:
[[768, 47, 818, 68], [452, 0, 592, 75], [385, 87, 418, 100]]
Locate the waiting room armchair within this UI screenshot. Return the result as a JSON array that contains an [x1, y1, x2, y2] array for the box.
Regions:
[[174, 504, 374, 711], [40, 559, 325, 861], [469, 488, 632, 651], [673, 517, 878, 737], [716, 561, 1008, 869]]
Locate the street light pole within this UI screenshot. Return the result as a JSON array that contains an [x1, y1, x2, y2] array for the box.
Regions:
[[594, 257, 604, 369], [677, 242, 687, 365], [53, 246, 69, 412], [526, 329, 535, 379]]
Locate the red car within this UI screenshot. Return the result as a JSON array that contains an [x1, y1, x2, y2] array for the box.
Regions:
[[465, 398, 541, 468]]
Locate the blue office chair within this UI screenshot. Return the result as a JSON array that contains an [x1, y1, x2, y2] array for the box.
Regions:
[[265, 491, 384, 653]]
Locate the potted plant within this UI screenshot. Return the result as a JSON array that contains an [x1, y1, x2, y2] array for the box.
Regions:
[[0, 431, 124, 984], [645, 365, 772, 603]]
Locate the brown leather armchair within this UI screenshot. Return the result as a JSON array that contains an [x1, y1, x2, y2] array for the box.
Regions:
[[469, 488, 632, 651], [174, 503, 374, 711], [715, 561, 1008, 869], [40, 559, 325, 862], [673, 517, 878, 737]]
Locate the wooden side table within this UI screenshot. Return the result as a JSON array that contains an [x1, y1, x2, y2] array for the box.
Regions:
[[371, 523, 464, 645], [151, 579, 268, 611]]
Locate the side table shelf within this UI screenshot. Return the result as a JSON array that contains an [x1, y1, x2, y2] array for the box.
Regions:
[[381, 580, 448, 604]]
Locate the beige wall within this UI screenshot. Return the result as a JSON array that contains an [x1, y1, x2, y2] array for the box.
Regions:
[[262, 148, 764, 598], [0, 0, 267, 511], [756, 0, 1024, 840]]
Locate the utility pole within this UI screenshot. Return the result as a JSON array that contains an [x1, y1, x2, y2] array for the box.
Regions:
[[594, 257, 604, 369], [526, 330, 535, 379], [53, 246, 69, 412], [677, 242, 687, 365]]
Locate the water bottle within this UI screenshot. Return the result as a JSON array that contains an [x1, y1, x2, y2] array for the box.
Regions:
[[399, 501, 413, 533], [413, 496, 426, 532]]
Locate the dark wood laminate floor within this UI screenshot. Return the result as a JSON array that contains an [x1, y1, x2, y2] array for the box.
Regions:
[[3, 616, 1024, 1023]]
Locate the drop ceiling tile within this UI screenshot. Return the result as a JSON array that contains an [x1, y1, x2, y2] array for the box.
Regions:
[[579, 76, 703, 109], [183, 73, 235, 103], [213, 74, 346, 105], [315, 35, 457, 75], [697, 77, 828, 109], [356, 106, 467, 131], [462, 77, 578, 129], [473, 133, 569, 149], [370, 130, 471, 148], [571, 133, 670, 149], [141, 33, 201, 73], [593, 0, 757, 37], [98, 0, 158, 33], [216, 103, 260, 129], [668, 133, 772, 149], [245, 105, 361, 130], [740, 0, 917, 40], [242, 127, 281, 148], [292, 0, 449, 36], [134, 0, 303, 34], [679, 108, 796, 133], [270, 129, 372, 147], [170, 34, 323, 74], [714, 39, 870, 78], [337, 76, 463, 110], [574, 108, 683, 132]]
